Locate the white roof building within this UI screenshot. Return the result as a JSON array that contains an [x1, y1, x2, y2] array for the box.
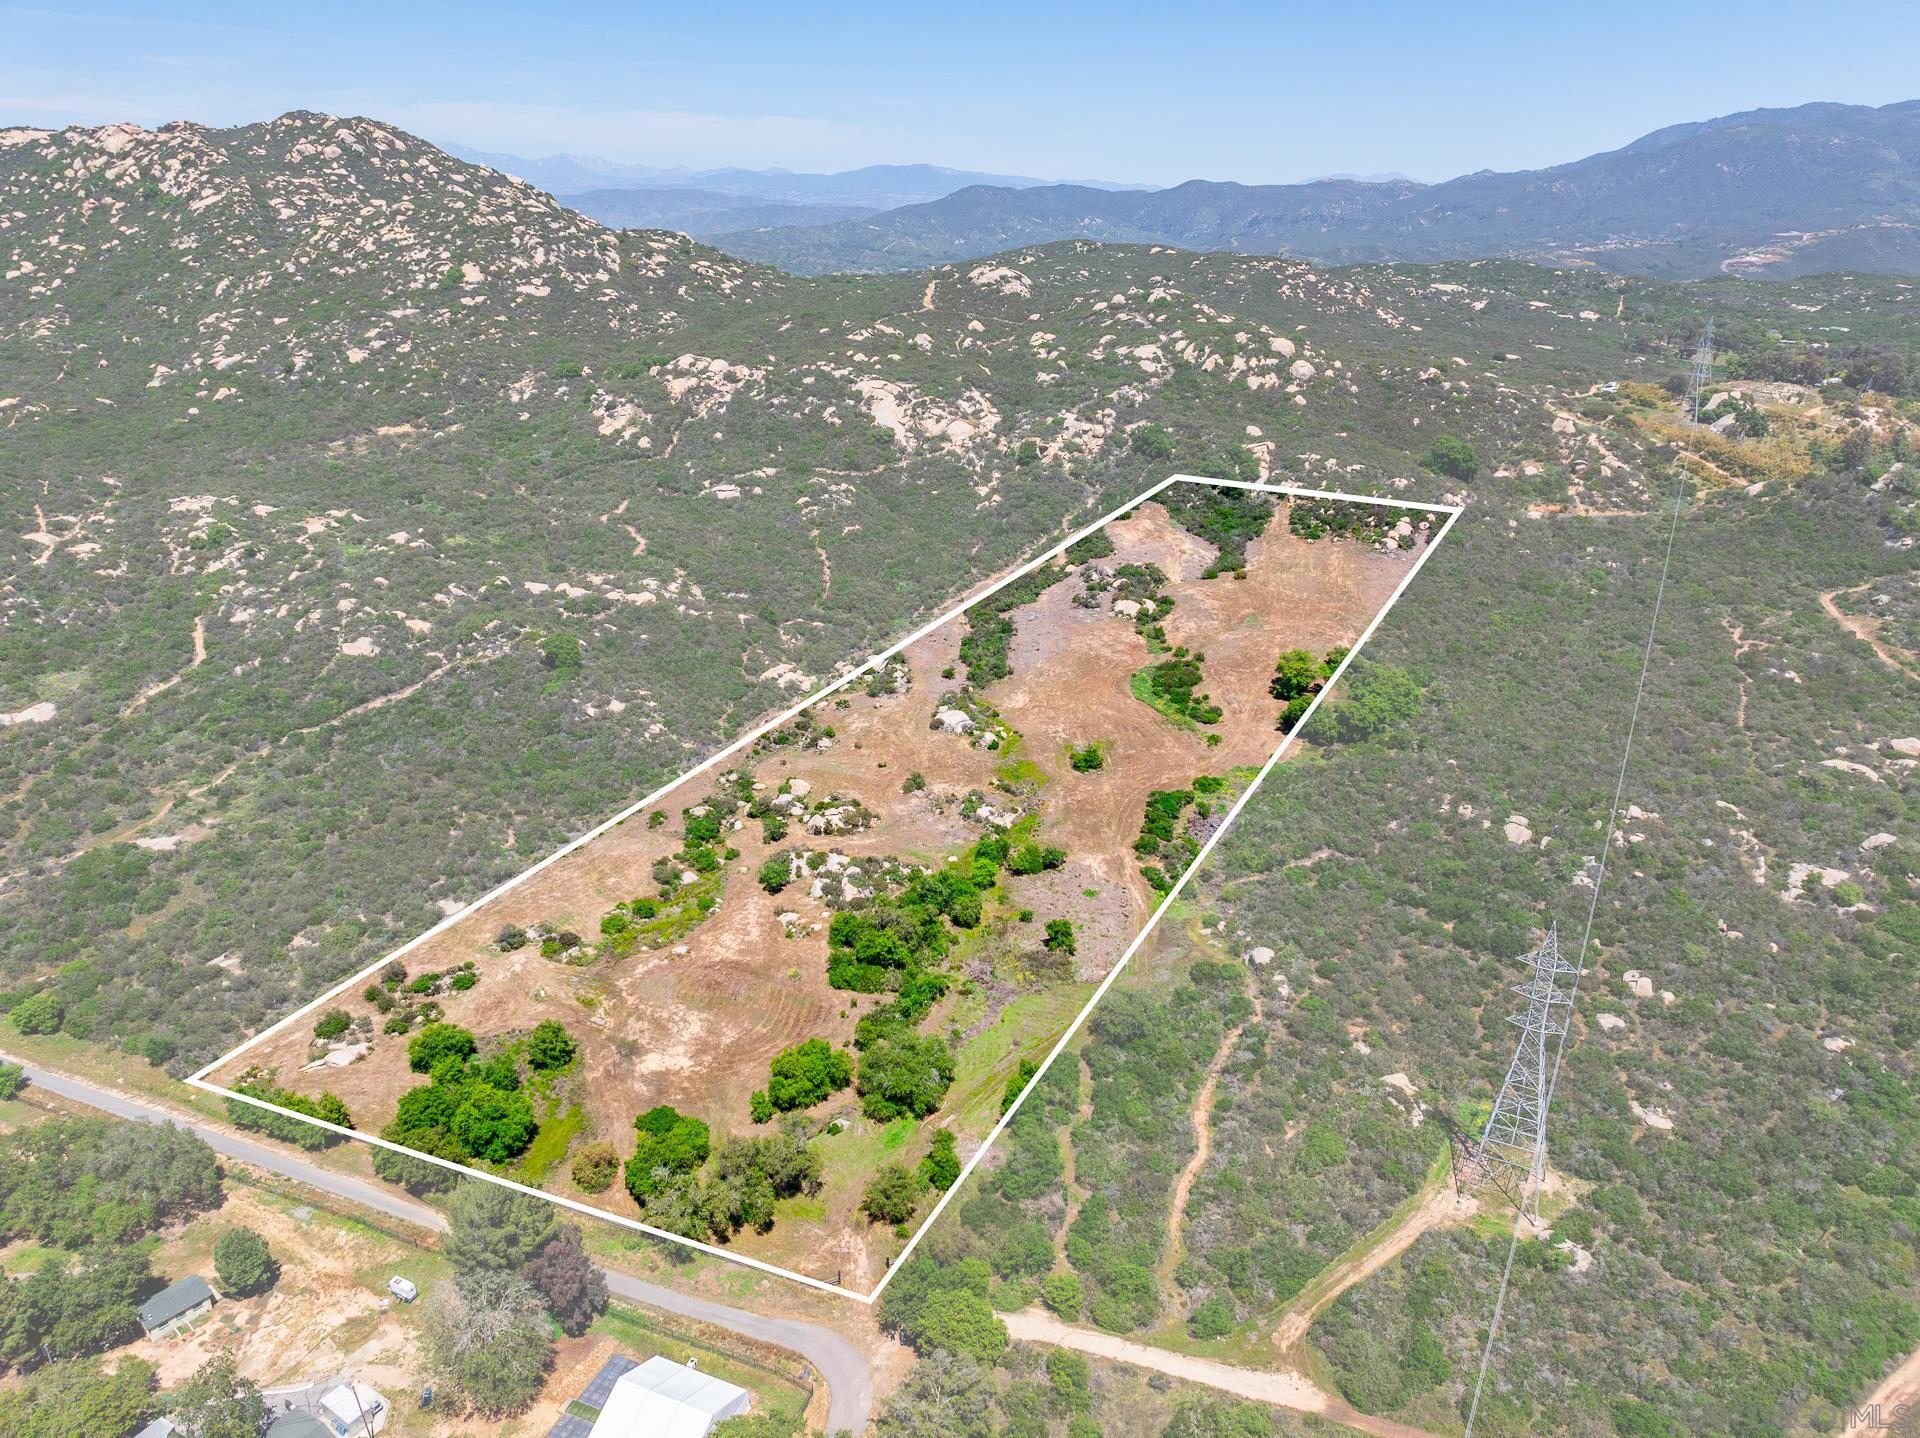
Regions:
[[589, 1356, 750, 1438], [319, 1380, 388, 1434]]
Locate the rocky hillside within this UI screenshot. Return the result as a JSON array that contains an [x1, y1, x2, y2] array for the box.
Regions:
[[0, 110, 1649, 1061], [712, 99, 1920, 279], [3, 110, 1918, 1438]]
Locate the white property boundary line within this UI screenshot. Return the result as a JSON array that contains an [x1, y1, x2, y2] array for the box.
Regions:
[[189, 474, 1462, 1303]]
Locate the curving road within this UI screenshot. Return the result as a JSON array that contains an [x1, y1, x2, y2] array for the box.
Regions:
[[3, 1054, 872, 1435]]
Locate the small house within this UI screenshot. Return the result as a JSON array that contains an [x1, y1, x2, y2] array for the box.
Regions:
[[138, 1275, 215, 1337]]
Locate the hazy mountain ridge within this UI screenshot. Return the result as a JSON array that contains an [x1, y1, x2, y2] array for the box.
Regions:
[[458, 147, 1152, 208], [711, 100, 1920, 278], [555, 185, 880, 236]]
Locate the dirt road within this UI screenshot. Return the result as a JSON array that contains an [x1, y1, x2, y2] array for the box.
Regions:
[[2, 1053, 873, 1435], [1862, 1341, 1920, 1429], [1002, 1308, 1443, 1438], [1158, 982, 1261, 1292], [1272, 1174, 1469, 1353]]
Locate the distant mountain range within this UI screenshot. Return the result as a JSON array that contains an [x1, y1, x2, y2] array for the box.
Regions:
[[684, 100, 1920, 280], [453, 147, 1152, 225], [552, 186, 883, 236]]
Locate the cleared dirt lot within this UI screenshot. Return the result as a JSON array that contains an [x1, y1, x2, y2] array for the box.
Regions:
[[131, 1181, 432, 1394], [208, 490, 1423, 1285]]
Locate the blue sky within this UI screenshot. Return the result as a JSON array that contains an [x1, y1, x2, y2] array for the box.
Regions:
[[4, 1, 1917, 184]]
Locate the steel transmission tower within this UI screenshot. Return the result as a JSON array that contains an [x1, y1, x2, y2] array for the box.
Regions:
[[1456, 923, 1581, 1215], [1685, 319, 1716, 425]]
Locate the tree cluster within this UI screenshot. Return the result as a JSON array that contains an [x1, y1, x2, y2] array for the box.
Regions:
[[623, 1106, 822, 1242], [752, 1036, 852, 1122], [376, 1022, 570, 1177]]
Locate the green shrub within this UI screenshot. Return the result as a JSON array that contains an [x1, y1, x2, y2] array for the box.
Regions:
[[1002, 1058, 1039, 1114], [914, 1288, 1008, 1364], [540, 632, 582, 680], [856, 1032, 954, 1121], [408, 1022, 476, 1073], [1136, 658, 1221, 725], [214, 1226, 277, 1296], [1130, 423, 1175, 460], [525, 1019, 577, 1071], [862, 1162, 924, 1224], [451, 1085, 538, 1161], [1302, 663, 1423, 745], [766, 1037, 853, 1111], [1421, 432, 1479, 480], [228, 1081, 354, 1150], [1187, 1294, 1234, 1338], [1040, 1270, 1082, 1318], [1298, 1122, 1348, 1174], [10, 990, 63, 1035], [570, 1142, 620, 1193], [920, 1129, 961, 1190], [625, 1108, 711, 1203]]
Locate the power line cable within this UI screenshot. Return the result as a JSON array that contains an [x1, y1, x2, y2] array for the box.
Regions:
[[1463, 321, 1709, 1435]]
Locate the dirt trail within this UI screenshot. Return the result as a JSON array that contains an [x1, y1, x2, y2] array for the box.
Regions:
[[1863, 1341, 1920, 1424], [4, 612, 209, 856], [1821, 583, 1920, 682], [1004, 1308, 1444, 1438], [919, 279, 937, 311], [1158, 978, 1261, 1292], [123, 614, 208, 717], [30, 648, 496, 878], [1272, 1175, 1471, 1354], [1055, 1054, 1093, 1262], [284, 651, 500, 739]]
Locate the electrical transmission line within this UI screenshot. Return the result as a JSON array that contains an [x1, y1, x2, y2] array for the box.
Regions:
[[1461, 320, 1710, 1436]]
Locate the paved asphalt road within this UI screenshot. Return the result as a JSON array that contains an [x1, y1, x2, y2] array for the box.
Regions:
[[5, 1054, 873, 1435]]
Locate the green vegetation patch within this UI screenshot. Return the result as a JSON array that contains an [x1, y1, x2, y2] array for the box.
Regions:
[[959, 563, 1072, 686], [1131, 651, 1222, 727], [1159, 483, 1275, 576], [227, 1069, 354, 1150]]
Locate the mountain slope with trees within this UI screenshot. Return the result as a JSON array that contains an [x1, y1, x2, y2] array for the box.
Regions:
[[711, 100, 1920, 279]]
